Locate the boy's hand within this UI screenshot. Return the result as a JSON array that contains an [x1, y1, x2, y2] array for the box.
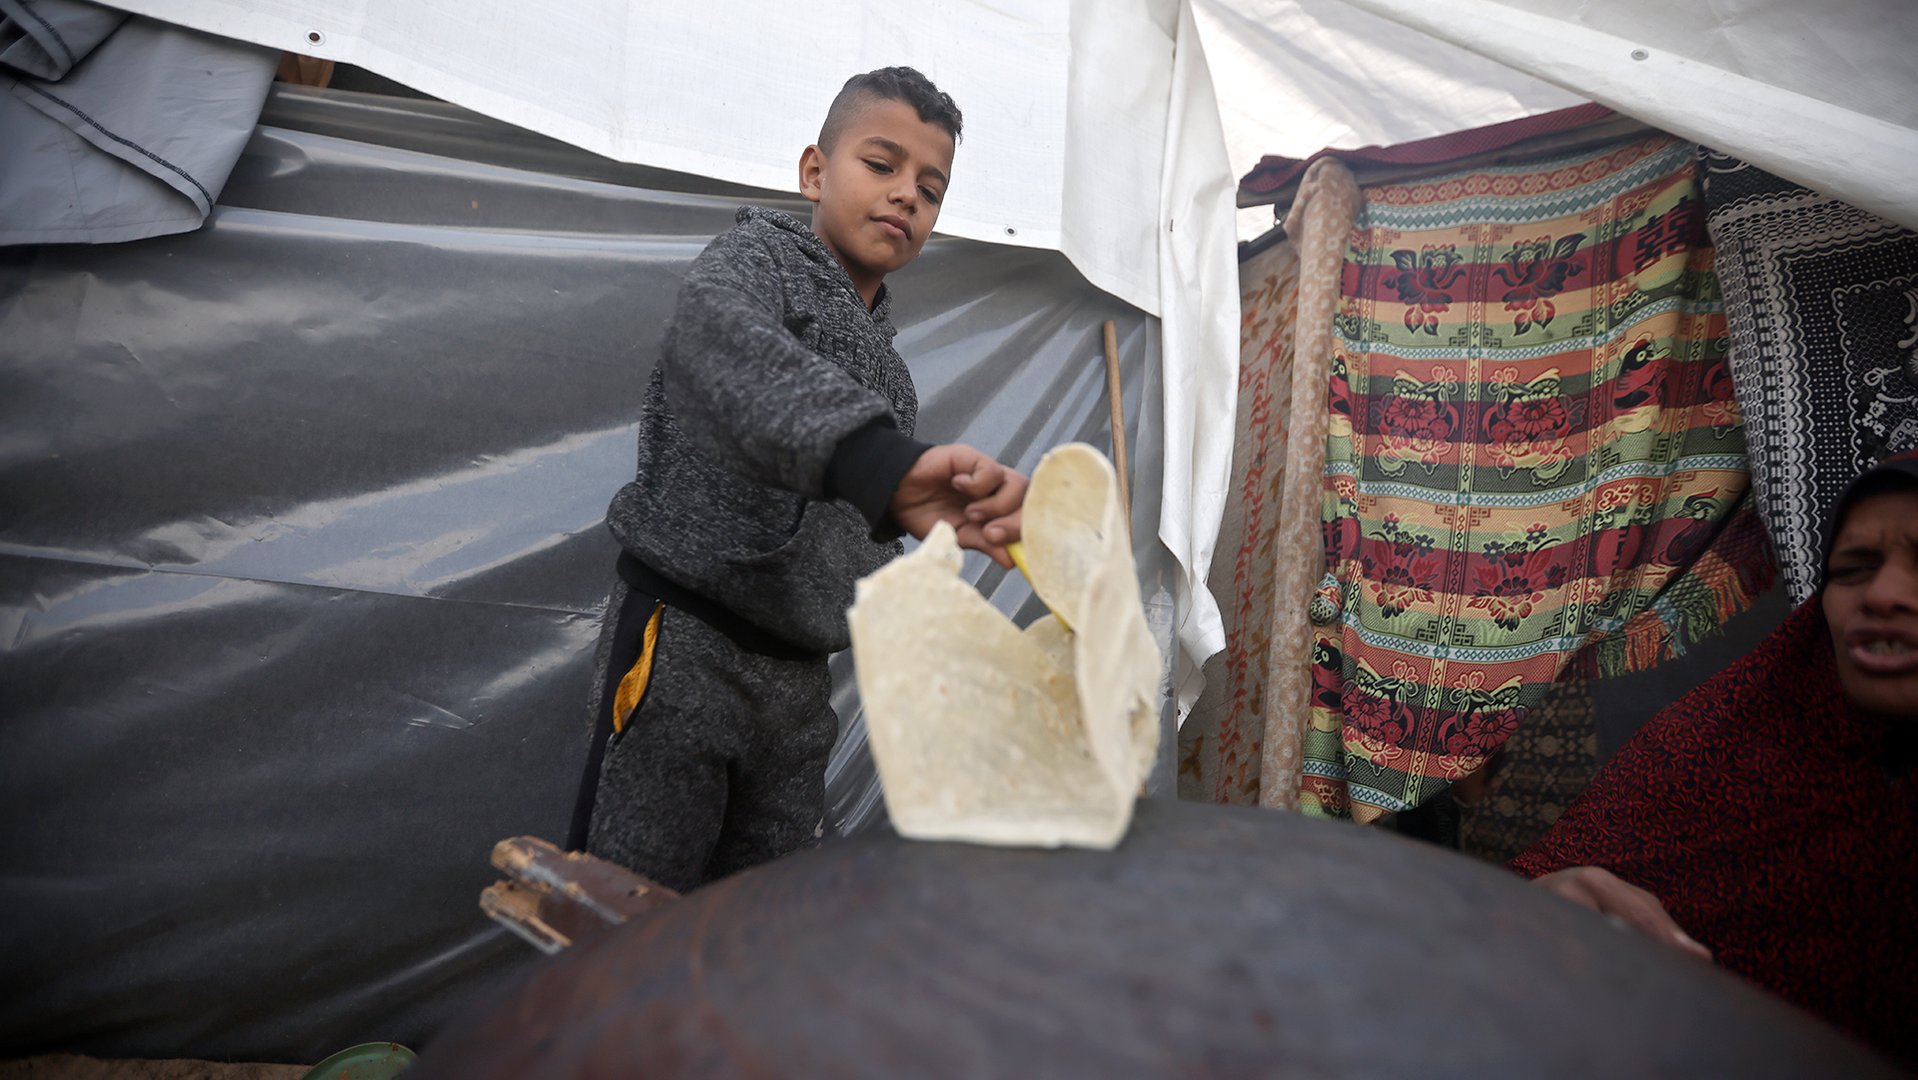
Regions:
[[891, 444, 1026, 568]]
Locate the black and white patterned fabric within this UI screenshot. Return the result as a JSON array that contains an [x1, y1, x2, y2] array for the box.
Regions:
[[1701, 149, 1918, 603]]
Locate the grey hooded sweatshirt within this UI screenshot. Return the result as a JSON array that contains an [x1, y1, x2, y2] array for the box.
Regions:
[[604, 206, 928, 656]]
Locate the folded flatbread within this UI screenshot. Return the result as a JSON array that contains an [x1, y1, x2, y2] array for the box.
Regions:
[[848, 443, 1159, 849]]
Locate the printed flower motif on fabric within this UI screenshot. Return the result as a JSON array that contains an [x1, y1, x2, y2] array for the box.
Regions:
[[1344, 690, 1415, 767], [1340, 656, 1425, 767], [1304, 634, 1353, 817], [1327, 350, 1354, 440], [1365, 514, 1440, 618], [1610, 336, 1667, 435], [1586, 480, 1661, 581], [1385, 244, 1466, 335], [1440, 668, 1526, 740], [1346, 659, 1532, 778], [1659, 490, 1724, 568], [1310, 636, 1347, 724], [1308, 572, 1344, 626], [1497, 234, 1586, 334], [1448, 710, 1523, 765], [1700, 346, 1742, 435], [1482, 367, 1581, 482], [1377, 367, 1459, 475], [1323, 473, 1363, 583], [1471, 524, 1566, 631], [1340, 688, 1393, 739]]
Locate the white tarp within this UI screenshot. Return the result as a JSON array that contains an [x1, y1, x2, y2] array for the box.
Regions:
[[1197, 0, 1918, 237], [98, 1, 1185, 315], [1192, 0, 1583, 238], [1338, 0, 1918, 233]]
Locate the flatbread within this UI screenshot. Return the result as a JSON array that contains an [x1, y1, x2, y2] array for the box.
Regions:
[[848, 444, 1160, 849], [1025, 444, 1161, 797]]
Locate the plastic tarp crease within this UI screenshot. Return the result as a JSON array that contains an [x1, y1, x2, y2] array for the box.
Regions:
[[0, 3, 276, 244], [0, 86, 1165, 1063], [0, 0, 128, 79]]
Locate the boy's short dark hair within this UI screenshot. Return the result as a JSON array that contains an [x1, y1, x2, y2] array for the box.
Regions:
[[819, 66, 963, 149]]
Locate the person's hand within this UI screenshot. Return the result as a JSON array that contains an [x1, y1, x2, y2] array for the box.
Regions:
[[1533, 866, 1712, 961], [890, 444, 1026, 567]]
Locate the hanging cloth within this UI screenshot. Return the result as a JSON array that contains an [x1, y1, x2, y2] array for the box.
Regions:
[[1176, 233, 1301, 805], [1179, 160, 1359, 808], [1304, 135, 1768, 821], [1701, 149, 1918, 605]]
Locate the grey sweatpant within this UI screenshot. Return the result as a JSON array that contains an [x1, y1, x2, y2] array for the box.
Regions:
[[581, 582, 840, 894]]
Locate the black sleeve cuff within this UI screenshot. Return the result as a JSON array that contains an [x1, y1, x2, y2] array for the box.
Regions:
[[826, 419, 931, 538]]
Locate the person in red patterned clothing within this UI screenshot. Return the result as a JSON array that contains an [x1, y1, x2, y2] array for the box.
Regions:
[[1511, 452, 1918, 1067]]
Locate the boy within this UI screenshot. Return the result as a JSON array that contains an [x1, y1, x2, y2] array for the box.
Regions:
[[569, 67, 1027, 892]]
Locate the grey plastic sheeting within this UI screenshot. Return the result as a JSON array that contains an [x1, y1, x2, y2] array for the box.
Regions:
[[0, 85, 1169, 1063], [0, 4, 277, 244]]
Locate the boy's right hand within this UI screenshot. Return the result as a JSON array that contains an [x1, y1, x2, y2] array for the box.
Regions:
[[890, 444, 1027, 568]]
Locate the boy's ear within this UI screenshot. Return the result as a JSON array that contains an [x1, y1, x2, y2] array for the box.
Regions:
[[798, 144, 825, 204]]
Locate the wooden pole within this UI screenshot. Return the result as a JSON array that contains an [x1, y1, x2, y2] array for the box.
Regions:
[[1102, 319, 1130, 527]]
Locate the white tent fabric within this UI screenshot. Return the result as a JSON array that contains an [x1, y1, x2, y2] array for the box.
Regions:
[[1191, 0, 1584, 238], [98, 1, 1189, 316], [1195, 0, 1918, 237], [1338, 0, 1918, 233], [1194, 0, 1582, 161]]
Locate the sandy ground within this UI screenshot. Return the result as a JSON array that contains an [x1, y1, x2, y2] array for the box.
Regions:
[[0, 1056, 307, 1079]]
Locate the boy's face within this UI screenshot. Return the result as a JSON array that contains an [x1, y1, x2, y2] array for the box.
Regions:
[[799, 96, 955, 306]]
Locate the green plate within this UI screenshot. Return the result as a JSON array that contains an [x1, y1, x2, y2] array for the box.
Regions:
[[301, 1041, 417, 1080]]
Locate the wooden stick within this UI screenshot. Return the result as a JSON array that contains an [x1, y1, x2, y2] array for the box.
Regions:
[[1102, 319, 1131, 526]]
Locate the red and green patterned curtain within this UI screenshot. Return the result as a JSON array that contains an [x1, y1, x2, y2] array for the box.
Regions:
[[1304, 135, 1773, 822]]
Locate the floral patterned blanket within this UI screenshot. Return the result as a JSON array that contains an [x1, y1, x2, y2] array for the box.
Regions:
[[1304, 135, 1772, 821]]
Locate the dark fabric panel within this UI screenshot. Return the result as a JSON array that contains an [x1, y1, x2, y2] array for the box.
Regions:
[[1589, 581, 1794, 763], [0, 556, 580, 1060]]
